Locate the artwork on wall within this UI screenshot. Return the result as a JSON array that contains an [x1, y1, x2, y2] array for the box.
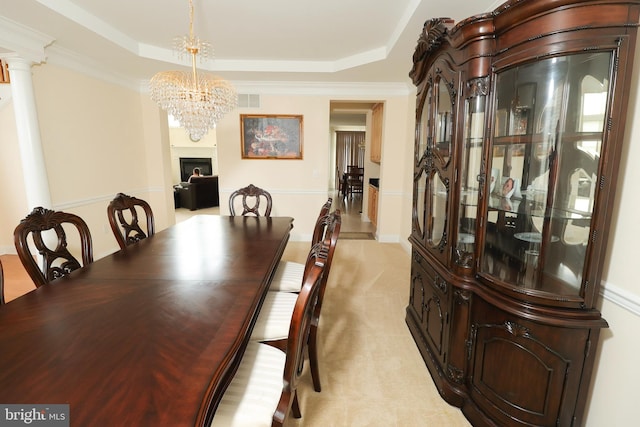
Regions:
[[240, 114, 303, 159]]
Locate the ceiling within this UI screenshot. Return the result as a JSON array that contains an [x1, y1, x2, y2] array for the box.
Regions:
[[0, 0, 500, 87]]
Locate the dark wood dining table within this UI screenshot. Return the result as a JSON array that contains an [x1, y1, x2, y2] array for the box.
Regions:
[[0, 215, 293, 426]]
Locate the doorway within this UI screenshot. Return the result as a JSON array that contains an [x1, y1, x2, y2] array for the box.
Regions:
[[329, 101, 380, 234]]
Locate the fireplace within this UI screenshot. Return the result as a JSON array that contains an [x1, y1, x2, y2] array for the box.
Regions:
[[179, 157, 213, 182]]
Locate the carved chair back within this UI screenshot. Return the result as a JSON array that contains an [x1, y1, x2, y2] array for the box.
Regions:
[[14, 207, 94, 288], [310, 198, 333, 246], [229, 184, 273, 217], [107, 193, 155, 250]]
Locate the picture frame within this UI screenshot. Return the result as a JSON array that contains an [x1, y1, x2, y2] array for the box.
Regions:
[[240, 114, 303, 159], [508, 83, 536, 135]]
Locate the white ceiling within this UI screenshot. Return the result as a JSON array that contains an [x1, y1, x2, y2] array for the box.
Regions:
[[0, 0, 500, 87]]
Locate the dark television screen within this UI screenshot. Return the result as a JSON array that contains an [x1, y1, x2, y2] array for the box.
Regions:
[[179, 157, 213, 182]]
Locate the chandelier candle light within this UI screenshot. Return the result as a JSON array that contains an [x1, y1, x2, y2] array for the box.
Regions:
[[150, 0, 237, 140]]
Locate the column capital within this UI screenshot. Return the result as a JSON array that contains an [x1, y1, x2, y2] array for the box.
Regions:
[[0, 16, 55, 64]]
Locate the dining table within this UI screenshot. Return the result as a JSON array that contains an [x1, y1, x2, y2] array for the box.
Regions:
[[0, 215, 294, 426]]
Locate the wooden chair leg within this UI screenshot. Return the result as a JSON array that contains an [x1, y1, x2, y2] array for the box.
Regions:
[[261, 338, 287, 353], [292, 392, 302, 418], [308, 324, 321, 392]]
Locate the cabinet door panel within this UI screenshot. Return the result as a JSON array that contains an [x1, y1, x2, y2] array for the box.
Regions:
[[471, 323, 568, 425], [411, 255, 450, 364], [469, 299, 590, 426], [409, 266, 425, 324]]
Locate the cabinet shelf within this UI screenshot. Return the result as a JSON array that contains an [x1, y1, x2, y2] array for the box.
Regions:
[[487, 195, 591, 220], [493, 131, 602, 145], [478, 263, 583, 299]]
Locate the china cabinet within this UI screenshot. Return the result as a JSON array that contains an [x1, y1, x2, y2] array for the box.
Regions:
[[405, 1, 640, 426]]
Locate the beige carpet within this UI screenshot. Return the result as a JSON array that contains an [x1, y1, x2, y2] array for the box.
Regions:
[[281, 240, 471, 427]]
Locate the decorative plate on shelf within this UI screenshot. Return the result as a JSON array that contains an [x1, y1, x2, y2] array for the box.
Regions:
[[514, 232, 559, 243]]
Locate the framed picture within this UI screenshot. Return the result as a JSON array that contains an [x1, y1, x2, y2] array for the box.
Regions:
[[240, 114, 303, 159]]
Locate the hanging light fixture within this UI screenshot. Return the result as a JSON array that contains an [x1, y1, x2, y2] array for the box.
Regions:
[[150, 0, 237, 141]]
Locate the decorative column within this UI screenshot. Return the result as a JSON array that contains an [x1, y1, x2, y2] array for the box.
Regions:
[[4, 56, 52, 209], [0, 16, 55, 210]]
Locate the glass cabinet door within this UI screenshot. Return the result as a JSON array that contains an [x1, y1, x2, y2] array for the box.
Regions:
[[455, 78, 487, 268], [427, 76, 453, 250], [412, 70, 454, 255], [481, 52, 611, 299], [414, 84, 432, 238], [418, 85, 432, 163], [415, 169, 428, 238], [435, 77, 453, 166], [430, 171, 447, 247]]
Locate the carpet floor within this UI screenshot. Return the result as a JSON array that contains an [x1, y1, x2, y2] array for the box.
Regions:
[[281, 240, 471, 427]]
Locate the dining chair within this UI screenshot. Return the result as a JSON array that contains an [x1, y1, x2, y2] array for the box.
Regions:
[[252, 210, 341, 392], [107, 193, 155, 250], [14, 207, 94, 288], [228, 184, 273, 217], [211, 242, 328, 426], [346, 167, 364, 198], [269, 197, 332, 292], [0, 259, 5, 305], [307, 210, 341, 392]]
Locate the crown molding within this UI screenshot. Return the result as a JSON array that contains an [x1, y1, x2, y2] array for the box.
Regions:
[[230, 80, 413, 97], [44, 45, 142, 91], [0, 16, 54, 64], [40, 44, 414, 97]]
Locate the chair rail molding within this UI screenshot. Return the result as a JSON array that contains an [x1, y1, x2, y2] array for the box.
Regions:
[[602, 281, 640, 317]]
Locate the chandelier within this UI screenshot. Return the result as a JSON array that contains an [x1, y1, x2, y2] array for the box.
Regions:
[[150, 0, 237, 141]]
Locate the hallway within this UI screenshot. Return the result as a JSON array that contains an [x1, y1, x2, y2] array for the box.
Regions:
[[175, 192, 375, 236], [332, 192, 375, 235]]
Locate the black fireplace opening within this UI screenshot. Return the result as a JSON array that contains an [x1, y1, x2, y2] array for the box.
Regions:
[[179, 157, 213, 182]]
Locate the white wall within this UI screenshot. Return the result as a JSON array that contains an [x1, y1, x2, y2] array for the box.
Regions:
[[0, 100, 28, 254], [0, 63, 176, 259], [215, 90, 413, 242], [169, 125, 219, 183], [583, 37, 640, 426]]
